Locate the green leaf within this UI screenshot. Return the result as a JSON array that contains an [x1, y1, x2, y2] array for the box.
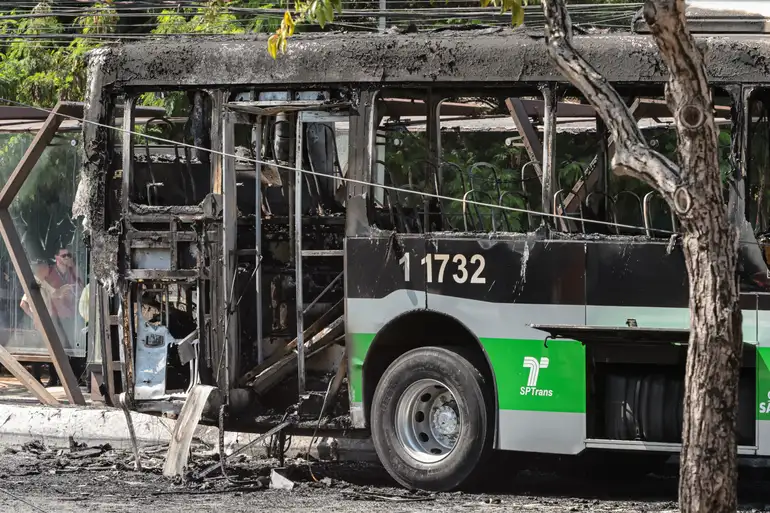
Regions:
[[317, 2, 326, 28], [324, 0, 334, 26], [511, 0, 525, 26], [267, 34, 279, 59]]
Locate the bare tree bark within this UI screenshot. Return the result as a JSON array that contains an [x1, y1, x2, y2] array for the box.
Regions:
[[540, 1, 742, 512]]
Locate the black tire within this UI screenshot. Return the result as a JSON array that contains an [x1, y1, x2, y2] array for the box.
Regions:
[[370, 346, 493, 492]]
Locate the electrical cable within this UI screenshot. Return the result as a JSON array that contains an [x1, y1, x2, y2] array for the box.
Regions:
[[0, 2, 644, 37], [306, 377, 335, 482], [0, 96, 673, 236], [216, 403, 264, 486]]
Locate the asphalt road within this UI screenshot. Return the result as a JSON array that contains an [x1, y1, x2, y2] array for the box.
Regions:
[[1, 443, 768, 513]]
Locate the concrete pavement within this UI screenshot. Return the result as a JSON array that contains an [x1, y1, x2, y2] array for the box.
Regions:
[[0, 402, 377, 462]]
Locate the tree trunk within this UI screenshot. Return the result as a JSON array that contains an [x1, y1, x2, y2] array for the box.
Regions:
[[539, 1, 743, 511], [679, 215, 742, 512]]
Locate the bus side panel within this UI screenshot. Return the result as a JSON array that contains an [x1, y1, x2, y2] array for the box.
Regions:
[[585, 239, 690, 330], [424, 237, 588, 454], [586, 240, 761, 452], [583, 240, 756, 340], [345, 236, 427, 427], [346, 235, 590, 449], [347, 234, 769, 452], [757, 297, 770, 454]]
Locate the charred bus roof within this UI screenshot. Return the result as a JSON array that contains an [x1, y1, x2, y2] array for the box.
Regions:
[[87, 28, 770, 92]]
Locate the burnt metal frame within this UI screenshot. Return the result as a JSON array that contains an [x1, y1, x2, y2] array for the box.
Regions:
[[505, 97, 544, 182], [118, 90, 221, 402], [0, 101, 86, 405], [558, 98, 644, 216], [294, 109, 349, 395], [252, 116, 265, 364], [222, 109, 238, 398]]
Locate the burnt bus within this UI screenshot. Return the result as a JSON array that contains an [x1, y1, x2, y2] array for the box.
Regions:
[[78, 18, 770, 492]]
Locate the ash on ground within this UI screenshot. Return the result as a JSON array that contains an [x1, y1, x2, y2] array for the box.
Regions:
[[1, 441, 769, 513]]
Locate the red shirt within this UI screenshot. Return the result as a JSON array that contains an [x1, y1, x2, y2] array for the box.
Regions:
[[45, 266, 82, 318]]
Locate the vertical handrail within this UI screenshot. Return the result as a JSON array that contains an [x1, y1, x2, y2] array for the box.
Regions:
[[462, 190, 497, 232], [374, 159, 402, 232], [585, 191, 620, 235], [498, 190, 530, 232], [253, 117, 264, 364], [396, 184, 424, 233], [497, 191, 514, 232], [554, 189, 585, 233], [520, 160, 538, 227], [439, 161, 465, 230], [613, 190, 644, 233], [643, 191, 678, 238], [303, 125, 326, 213]]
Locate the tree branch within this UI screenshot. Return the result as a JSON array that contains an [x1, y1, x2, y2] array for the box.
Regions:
[[541, 0, 680, 197], [643, 0, 721, 207]]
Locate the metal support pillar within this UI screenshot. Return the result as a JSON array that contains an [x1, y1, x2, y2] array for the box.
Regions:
[[253, 117, 264, 364], [541, 86, 558, 221], [378, 0, 387, 31], [222, 110, 238, 394], [121, 96, 135, 212], [505, 97, 544, 182], [0, 101, 85, 405], [427, 91, 441, 230], [99, 286, 116, 403], [596, 115, 610, 217], [294, 114, 306, 396]]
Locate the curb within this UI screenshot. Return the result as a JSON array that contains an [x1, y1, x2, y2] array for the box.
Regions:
[[0, 403, 378, 462]]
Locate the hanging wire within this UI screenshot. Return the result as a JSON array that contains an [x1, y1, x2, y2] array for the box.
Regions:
[[0, 95, 667, 236], [8, 96, 769, 257]]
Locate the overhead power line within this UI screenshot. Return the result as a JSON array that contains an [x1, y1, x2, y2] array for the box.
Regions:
[[0, 2, 644, 38]]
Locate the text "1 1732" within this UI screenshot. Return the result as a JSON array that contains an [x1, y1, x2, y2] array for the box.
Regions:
[[398, 253, 486, 284]]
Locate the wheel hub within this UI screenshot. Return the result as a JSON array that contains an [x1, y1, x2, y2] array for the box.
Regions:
[[394, 379, 462, 464]]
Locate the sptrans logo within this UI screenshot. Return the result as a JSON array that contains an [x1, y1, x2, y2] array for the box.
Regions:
[[521, 356, 553, 397], [760, 391, 770, 414]]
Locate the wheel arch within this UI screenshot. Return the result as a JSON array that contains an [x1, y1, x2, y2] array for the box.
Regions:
[[361, 308, 499, 444]]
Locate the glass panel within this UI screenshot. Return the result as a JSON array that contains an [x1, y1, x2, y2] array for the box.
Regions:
[[0, 130, 89, 385]]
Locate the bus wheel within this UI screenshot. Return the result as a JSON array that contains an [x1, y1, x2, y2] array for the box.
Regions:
[[370, 346, 492, 492]]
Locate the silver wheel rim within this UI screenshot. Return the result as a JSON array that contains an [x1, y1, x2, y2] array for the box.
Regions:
[[394, 378, 461, 464]]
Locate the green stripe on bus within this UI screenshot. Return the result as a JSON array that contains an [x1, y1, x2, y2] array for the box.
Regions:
[[349, 333, 375, 403], [758, 347, 770, 418], [482, 338, 586, 413], [348, 333, 586, 413]]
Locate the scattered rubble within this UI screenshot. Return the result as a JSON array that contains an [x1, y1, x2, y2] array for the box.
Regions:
[[270, 468, 295, 490], [1, 440, 769, 512]]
